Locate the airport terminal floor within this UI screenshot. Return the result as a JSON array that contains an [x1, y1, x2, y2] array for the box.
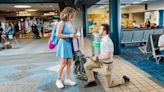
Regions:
[[1, 0, 164, 92], [0, 37, 164, 92]]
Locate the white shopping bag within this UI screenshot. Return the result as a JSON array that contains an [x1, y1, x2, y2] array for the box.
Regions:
[[73, 38, 79, 52]]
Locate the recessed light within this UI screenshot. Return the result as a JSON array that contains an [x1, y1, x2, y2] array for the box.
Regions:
[[14, 5, 31, 8], [25, 9, 38, 12]]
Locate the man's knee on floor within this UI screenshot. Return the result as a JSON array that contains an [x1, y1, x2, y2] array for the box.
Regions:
[[103, 75, 113, 88]]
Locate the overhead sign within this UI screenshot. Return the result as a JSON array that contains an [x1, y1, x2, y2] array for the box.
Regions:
[[17, 11, 31, 16], [44, 11, 58, 16], [0, 0, 58, 3]]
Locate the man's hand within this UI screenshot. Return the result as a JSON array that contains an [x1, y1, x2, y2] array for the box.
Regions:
[[159, 44, 164, 48], [90, 56, 98, 62]]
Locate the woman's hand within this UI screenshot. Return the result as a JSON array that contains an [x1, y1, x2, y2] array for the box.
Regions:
[[69, 34, 77, 39]]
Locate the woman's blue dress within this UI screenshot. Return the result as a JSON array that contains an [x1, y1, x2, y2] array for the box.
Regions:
[[56, 21, 73, 58]]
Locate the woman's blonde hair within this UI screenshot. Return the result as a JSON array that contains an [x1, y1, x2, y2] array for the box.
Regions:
[[60, 7, 76, 21]]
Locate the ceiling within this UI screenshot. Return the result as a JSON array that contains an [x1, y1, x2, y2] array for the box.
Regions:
[[97, 0, 162, 4], [0, 0, 101, 17], [88, 0, 164, 14], [0, 3, 60, 12], [0, 0, 163, 12], [0, 0, 100, 9]]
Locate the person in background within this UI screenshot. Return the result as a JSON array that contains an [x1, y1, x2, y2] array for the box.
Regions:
[[37, 22, 44, 37], [158, 34, 164, 54], [146, 18, 151, 28], [1, 23, 14, 42], [14, 22, 20, 34], [0, 22, 3, 43], [31, 22, 40, 39], [55, 7, 77, 89], [132, 20, 140, 28], [84, 24, 130, 88], [40, 22, 44, 37]]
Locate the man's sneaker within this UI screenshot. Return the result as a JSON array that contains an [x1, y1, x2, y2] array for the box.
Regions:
[[64, 79, 76, 86], [56, 79, 64, 89], [123, 75, 130, 83], [84, 81, 97, 88]]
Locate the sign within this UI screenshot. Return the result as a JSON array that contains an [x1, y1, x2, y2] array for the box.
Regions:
[[0, 0, 58, 3], [17, 11, 31, 16], [44, 11, 58, 16], [145, 11, 159, 25]]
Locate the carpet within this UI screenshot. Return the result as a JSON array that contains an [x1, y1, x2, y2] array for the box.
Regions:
[[120, 47, 164, 83]]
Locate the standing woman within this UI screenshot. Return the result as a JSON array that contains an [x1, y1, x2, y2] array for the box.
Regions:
[[56, 7, 76, 89]]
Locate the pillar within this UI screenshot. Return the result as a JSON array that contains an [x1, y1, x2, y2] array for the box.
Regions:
[[109, 0, 121, 55], [159, 10, 164, 27], [82, 5, 88, 37]]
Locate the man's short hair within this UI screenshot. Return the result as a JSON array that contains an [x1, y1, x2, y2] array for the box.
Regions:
[[101, 24, 109, 34]]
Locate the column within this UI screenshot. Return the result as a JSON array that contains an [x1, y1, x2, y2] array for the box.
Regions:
[[109, 0, 121, 55], [159, 10, 164, 27], [82, 5, 88, 37]]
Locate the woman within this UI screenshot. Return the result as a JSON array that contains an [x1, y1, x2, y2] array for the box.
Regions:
[[56, 7, 77, 89], [1, 23, 14, 43]]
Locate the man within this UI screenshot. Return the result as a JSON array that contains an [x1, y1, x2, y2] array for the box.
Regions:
[[158, 34, 164, 54], [132, 20, 140, 28], [84, 24, 130, 88], [31, 22, 40, 39]]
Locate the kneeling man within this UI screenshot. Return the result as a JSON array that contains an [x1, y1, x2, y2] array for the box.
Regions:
[[84, 24, 130, 88]]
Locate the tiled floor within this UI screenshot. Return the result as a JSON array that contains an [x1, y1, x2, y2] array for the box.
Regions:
[[0, 37, 164, 92], [0, 38, 54, 56], [79, 37, 164, 92]]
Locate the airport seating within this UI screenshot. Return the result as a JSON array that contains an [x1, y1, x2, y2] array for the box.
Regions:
[[132, 30, 144, 43], [143, 34, 152, 55], [121, 28, 164, 45], [154, 29, 164, 34], [143, 29, 154, 42], [150, 34, 164, 64], [121, 31, 134, 44]]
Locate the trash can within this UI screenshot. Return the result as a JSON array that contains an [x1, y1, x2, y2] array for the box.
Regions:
[[92, 33, 101, 56]]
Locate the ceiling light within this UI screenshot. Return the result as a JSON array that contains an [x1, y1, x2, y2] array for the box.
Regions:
[[133, 2, 140, 4], [6, 10, 10, 12], [121, 4, 131, 8], [25, 9, 38, 12], [49, 5, 53, 7], [125, 4, 131, 7], [14, 5, 31, 8], [99, 5, 105, 9], [142, 0, 149, 1]]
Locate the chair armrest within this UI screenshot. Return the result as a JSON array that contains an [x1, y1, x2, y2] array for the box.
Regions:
[[154, 48, 160, 50]]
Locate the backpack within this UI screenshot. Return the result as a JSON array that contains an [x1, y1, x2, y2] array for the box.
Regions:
[[73, 51, 88, 81], [48, 21, 65, 49], [48, 26, 58, 49]]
